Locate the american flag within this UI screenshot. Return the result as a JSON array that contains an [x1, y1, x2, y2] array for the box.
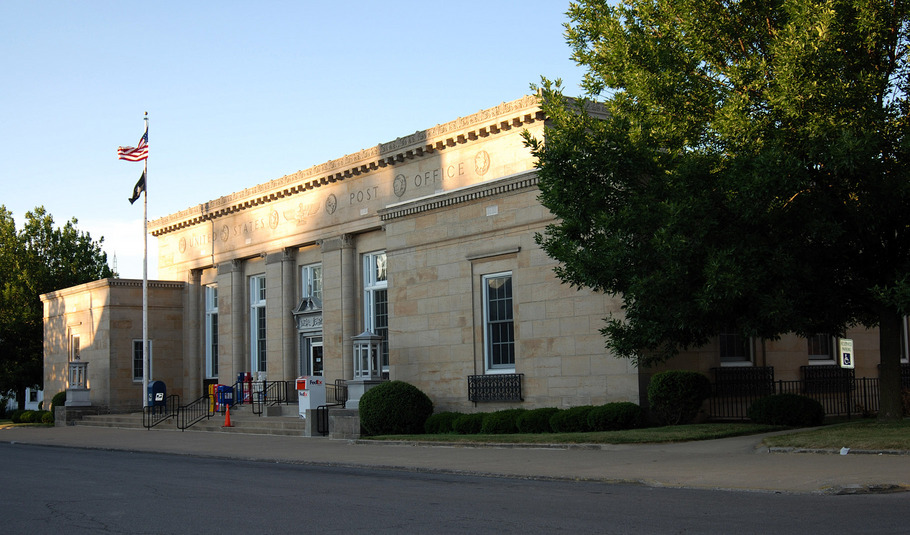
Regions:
[[117, 125, 148, 161]]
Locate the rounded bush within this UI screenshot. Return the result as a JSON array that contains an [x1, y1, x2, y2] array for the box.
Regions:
[[647, 370, 712, 425], [9, 410, 25, 423], [358, 381, 434, 436], [452, 413, 485, 434], [516, 407, 560, 433], [587, 402, 643, 431], [424, 411, 462, 434], [41, 411, 55, 424], [480, 408, 526, 434], [748, 394, 825, 427], [549, 405, 595, 433], [51, 391, 67, 411]]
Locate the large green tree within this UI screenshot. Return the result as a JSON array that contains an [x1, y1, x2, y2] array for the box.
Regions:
[[526, 0, 910, 419], [0, 206, 114, 410]]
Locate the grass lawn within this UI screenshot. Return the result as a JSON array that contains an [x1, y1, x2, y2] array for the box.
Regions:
[[366, 422, 783, 445], [762, 419, 910, 451]]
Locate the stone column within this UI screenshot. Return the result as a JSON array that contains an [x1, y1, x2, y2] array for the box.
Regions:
[[231, 259, 246, 377], [321, 235, 356, 381], [282, 247, 297, 380], [186, 269, 202, 399]]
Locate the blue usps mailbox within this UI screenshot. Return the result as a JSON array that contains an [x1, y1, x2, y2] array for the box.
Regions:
[[147, 381, 166, 412]]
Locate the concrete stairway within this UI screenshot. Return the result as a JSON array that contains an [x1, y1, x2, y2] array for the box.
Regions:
[[74, 404, 311, 436]]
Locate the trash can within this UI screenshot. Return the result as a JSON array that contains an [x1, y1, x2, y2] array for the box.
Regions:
[[216, 384, 234, 412], [147, 381, 166, 413], [296, 376, 326, 418]]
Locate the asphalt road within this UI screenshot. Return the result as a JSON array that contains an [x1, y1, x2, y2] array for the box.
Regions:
[[2, 443, 907, 534]]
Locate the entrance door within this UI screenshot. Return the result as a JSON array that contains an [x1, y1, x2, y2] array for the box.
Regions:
[[299, 335, 323, 377]]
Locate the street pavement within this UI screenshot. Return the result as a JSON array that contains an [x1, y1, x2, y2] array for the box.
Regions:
[[1, 424, 907, 495]]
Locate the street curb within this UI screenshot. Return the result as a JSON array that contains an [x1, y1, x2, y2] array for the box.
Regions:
[[768, 447, 910, 456]]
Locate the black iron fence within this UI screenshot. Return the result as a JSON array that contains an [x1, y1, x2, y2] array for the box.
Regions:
[[143, 394, 179, 428], [468, 373, 524, 402], [176, 394, 214, 430], [708, 365, 893, 420]]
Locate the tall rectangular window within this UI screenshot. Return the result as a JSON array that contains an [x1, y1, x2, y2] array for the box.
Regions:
[[70, 334, 81, 361], [205, 285, 219, 378], [132, 339, 152, 381], [250, 275, 267, 373], [301, 263, 323, 301], [363, 252, 389, 371], [483, 272, 514, 372]]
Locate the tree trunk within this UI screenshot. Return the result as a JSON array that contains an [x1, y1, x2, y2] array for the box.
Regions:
[[878, 309, 904, 421]]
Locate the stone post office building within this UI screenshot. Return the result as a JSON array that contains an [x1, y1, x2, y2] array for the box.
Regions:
[[41, 95, 905, 416]]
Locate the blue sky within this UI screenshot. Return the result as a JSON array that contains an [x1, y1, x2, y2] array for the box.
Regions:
[[1, 1, 584, 279]]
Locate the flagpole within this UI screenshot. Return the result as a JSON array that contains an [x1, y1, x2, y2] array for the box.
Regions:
[[142, 111, 149, 409]]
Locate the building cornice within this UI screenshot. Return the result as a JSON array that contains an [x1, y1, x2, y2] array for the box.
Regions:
[[149, 95, 546, 237], [39, 278, 186, 302]]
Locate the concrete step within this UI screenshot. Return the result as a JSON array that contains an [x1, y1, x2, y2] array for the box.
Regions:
[[74, 404, 312, 436]]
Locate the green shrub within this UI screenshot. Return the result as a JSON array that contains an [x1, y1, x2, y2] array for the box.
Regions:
[[10, 410, 25, 423], [51, 391, 67, 411], [748, 394, 825, 427], [452, 413, 485, 434], [647, 370, 712, 425], [19, 410, 37, 423], [480, 408, 526, 434], [41, 411, 55, 424], [424, 411, 462, 434], [587, 402, 644, 431], [358, 381, 434, 436], [549, 405, 595, 432], [516, 407, 560, 433]]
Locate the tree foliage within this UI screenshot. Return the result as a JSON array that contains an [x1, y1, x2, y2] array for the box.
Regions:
[[526, 0, 910, 419], [0, 206, 114, 409]]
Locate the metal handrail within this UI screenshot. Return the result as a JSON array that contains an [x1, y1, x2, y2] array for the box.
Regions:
[[143, 395, 179, 429], [177, 394, 214, 430]]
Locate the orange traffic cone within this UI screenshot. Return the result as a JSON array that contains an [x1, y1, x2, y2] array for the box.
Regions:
[[222, 404, 233, 427]]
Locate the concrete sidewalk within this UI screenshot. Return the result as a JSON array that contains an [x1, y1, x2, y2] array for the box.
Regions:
[[1, 425, 907, 495]]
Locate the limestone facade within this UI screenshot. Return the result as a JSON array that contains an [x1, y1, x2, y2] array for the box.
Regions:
[[40, 95, 903, 415], [41, 279, 185, 411]]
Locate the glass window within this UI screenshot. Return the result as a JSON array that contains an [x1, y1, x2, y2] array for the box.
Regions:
[[205, 285, 219, 378], [363, 252, 389, 371], [132, 339, 152, 382], [483, 272, 515, 372], [70, 335, 81, 361], [719, 332, 751, 364], [807, 334, 834, 362], [250, 275, 267, 373], [301, 263, 323, 301]]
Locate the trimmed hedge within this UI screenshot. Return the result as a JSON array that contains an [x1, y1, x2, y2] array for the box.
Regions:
[[41, 411, 55, 424], [452, 413, 485, 434], [516, 407, 560, 433], [480, 409, 526, 434], [358, 381, 434, 436], [748, 394, 825, 427], [648, 370, 712, 425], [424, 411, 462, 434], [588, 402, 643, 431], [549, 405, 594, 432]]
